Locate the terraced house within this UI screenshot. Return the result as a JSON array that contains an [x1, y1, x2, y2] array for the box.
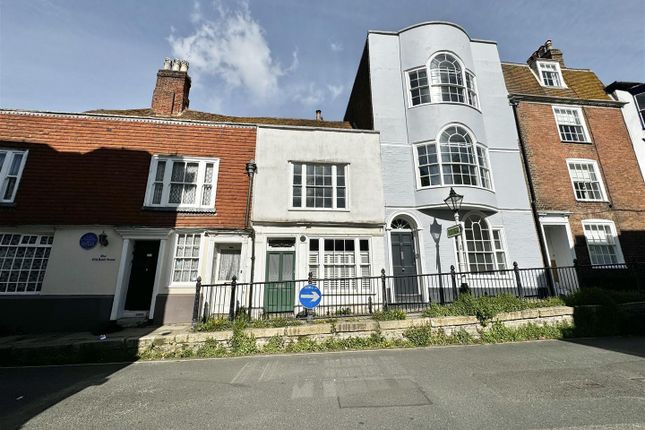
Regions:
[[345, 22, 544, 303], [502, 41, 645, 272]]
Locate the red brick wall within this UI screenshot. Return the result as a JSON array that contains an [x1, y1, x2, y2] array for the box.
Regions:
[[0, 112, 255, 229], [516, 102, 645, 262], [151, 70, 191, 116]]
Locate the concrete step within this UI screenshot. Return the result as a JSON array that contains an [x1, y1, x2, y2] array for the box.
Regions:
[[117, 317, 150, 328]]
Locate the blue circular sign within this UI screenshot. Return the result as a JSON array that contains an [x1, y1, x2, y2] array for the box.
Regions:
[[299, 283, 322, 309], [80, 233, 98, 250]]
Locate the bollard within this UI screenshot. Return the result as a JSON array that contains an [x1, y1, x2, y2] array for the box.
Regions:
[[513, 262, 524, 298]]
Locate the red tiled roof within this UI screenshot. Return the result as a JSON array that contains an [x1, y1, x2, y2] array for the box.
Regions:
[[501, 63, 611, 101], [86, 108, 353, 129]]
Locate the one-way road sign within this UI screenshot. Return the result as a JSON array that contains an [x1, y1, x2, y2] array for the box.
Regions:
[[299, 284, 322, 309]]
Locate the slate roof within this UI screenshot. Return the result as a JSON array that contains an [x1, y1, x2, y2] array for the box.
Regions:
[[86, 108, 353, 129], [501, 63, 611, 101]]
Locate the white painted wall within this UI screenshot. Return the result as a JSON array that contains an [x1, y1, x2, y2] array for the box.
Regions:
[[253, 126, 385, 225], [362, 22, 543, 273], [43, 227, 123, 295], [611, 89, 645, 184]]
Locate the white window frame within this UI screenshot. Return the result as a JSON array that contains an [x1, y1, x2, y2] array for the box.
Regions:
[[536, 60, 566, 88], [552, 105, 591, 143], [581, 220, 625, 266], [308, 237, 372, 291], [0, 149, 28, 204], [565, 159, 608, 202], [211, 243, 242, 284], [144, 155, 219, 210], [0, 232, 54, 294], [407, 67, 431, 107], [634, 91, 645, 129], [290, 162, 349, 211], [414, 125, 493, 191], [170, 232, 203, 286], [405, 52, 479, 110], [461, 214, 508, 273]]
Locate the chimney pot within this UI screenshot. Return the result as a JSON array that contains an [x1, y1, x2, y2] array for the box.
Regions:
[[171, 59, 181, 71], [315, 109, 322, 121], [163, 58, 172, 70], [179, 60, 189, 72]]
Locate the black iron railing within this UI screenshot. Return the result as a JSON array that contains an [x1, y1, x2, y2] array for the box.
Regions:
[[191, 261, 645, 325]]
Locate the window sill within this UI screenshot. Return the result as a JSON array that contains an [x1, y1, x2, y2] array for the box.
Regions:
[[142, 206, 217, 214], [416, 184, 494, 193], [560, 140, 592, 144], [289, 207, 350, 212], [0, 202, 16, 208], [574, 199, 609, 203], [408, 101, 481, 113]]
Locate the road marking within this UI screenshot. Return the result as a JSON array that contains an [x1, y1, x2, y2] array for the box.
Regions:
[[230, 362, 251, 384]]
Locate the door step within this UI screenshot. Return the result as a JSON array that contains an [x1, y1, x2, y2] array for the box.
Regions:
[[117, 317, 150, 328]]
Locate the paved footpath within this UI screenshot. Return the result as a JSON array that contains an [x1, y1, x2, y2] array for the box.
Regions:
[[1, 337, 644, 429]]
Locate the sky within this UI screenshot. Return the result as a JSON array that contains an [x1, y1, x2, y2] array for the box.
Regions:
[[1, 0, 643, 121]]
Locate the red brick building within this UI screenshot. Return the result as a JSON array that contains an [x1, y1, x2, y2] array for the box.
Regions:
[[502, 41, 645, 271], [0, 59, 346, 332]]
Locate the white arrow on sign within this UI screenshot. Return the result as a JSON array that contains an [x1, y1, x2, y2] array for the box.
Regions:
[[301, 291, 320, 301]]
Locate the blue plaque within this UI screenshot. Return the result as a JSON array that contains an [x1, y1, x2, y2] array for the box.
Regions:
[[80, 233, 98, 250]]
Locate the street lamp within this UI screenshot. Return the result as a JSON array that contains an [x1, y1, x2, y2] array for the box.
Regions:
[[444, 188, 468, 275], [245, 160, 258, 318]]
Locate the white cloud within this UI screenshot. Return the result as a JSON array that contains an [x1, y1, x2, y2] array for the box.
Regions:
[[168, 1, 293, 102], [330, 41, 343, 52], [327, 84, 344, 100]]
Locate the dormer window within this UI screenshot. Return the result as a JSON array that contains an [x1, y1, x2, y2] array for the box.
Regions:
[[537, 61, 564, 88]]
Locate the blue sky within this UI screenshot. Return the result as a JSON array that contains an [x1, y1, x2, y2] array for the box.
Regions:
[[1, 0, 643, 120]]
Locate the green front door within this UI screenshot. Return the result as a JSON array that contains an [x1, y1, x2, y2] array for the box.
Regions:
[[264, 251, 295, 313]]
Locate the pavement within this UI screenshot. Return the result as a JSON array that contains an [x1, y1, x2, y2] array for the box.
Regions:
[[0, 324, 191, 350], [1, 337, 644, 429]]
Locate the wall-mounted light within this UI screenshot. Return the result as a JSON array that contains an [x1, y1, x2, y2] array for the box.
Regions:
[[98, 231, 109, 247]]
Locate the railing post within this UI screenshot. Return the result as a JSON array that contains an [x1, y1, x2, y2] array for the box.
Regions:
[[381, 268, 388, 311], [191, 276, 202, 328], [450, 265, 458, 300], [513, 262, 524, 298], [304, 272, 313, 319], [438, 274, 445, 305], [228, 276, 237, 321]]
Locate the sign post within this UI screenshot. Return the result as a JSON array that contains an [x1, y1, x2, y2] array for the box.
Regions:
[[446, 224, 462, 239], [299, 283, 322, 321]]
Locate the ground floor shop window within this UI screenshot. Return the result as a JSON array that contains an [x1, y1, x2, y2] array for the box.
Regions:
[[0, 233, 53, 293], [308, 238, 370, 289]]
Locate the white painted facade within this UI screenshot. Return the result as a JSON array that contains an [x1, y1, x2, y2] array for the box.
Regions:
[[248, 125, 386, 317], [346, 22, 543, 287], [608, 87, 645, 184]]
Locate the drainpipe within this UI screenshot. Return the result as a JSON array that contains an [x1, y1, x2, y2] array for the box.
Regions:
[[244, 160, 258, 316], [510, 98, 556, 296]]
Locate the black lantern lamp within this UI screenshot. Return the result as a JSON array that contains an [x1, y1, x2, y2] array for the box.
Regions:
[[443, 187, 464, 213]]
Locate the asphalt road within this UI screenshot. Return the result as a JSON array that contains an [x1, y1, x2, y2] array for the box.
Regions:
[[1, 337, 644, 429]]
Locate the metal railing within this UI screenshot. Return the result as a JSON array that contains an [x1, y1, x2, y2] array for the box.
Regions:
[[191, 261, 645, 325]]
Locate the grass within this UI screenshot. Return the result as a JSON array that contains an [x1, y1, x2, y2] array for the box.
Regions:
[[422, 293, 565, 324], [372, 309, 407, 321]]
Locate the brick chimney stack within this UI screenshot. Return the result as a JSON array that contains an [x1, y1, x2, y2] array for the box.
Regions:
[[151, 58, 191, 116], [527, 40, 565, 68]]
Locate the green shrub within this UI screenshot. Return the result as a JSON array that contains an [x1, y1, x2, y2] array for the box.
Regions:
[[334, 307, 352, 316], [194, 318, 233, 332], [372, 309, 407, 321], [421, 294, 565, 324], [262, 335, 286, 354], [403, 325, 434, 347]]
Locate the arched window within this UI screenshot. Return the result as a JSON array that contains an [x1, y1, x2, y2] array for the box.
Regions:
[[407, 53, 479, 108], [463, 214, 507, 272], [430, 53, 465, 103], [391, 217, 413, 230], [416, 126, 491, 189]]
